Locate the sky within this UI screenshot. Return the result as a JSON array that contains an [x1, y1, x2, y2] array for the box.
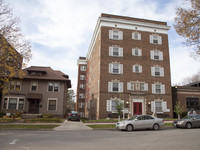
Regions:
[[5, 0, 200, 94]]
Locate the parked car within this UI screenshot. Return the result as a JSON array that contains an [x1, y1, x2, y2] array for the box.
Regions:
[[116, 115, 164, 132], [67, 111, 80, 121], [173, 114, 200, 129]]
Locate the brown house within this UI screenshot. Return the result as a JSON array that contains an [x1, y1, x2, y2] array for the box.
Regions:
[[1, 66, 71, 117], [172, 82, 200, 117], [77, 13, 173, 119]]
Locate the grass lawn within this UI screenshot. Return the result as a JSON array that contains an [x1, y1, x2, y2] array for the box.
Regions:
[[0, 125, 59, 130]]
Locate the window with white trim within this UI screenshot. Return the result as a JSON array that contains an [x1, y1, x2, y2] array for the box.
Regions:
[[79, 93, 85, 99], [133, 65, 142, 73], [79, 84, 85, 89], [80, 66, 86, 71], [151, 66, 164, 77], [152, 83, 165, 94], [150, 35, 162, 44], [10, 80, 21, 91], [127, 82, 134, 91], [109, 63, 123, 74], [132, 32, 141, 40], [127, 82, 148, 91], [48, 82, 59, 92], [150, 51, 163, 60], [151, 101, 170, 113], [109, 46, 123, 57], [80, 75, 85, 80], [48, 99, 57, 110], [109, 30, 123, 40], [31, 81, 38, 91], [106, 100, 124, 112], [3, 97, 25, 110], [108, 81, 123, 93], [79, 102, 85, 108], [132, 48, 142, 56]]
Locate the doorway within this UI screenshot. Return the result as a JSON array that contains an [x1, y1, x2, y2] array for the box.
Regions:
[[28, 99, 40, 114], [133, 102, 142, 115]]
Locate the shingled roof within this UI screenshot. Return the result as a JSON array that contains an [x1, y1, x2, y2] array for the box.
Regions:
[[21, 66, 71, 88]]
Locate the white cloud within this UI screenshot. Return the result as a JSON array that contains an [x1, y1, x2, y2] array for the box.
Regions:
[[5, 0, 200, 93]]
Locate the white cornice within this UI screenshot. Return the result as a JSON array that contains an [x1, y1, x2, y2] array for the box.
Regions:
[[86, 16, 171, 61], [77, 59, 87, 66]]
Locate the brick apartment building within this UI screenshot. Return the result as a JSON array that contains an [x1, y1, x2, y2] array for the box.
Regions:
[[76, 13, 173, 119]]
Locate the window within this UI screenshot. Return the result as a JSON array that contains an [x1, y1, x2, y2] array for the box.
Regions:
[[186, 98, 200, 110], [8, 98, 17, 109], [135, 82, 140, 90], [80, 75, 85, 80], [31, 81, 38, 91], [80, 66, 86, 71], [150, 35, 162, 44], [18, 99, 24, 110], [151, 66, 164, 77], [109, 63, 123, 74], [79, 93, 85, 99], [48, 82, 59, 92], [109, 46, 123, 57], [150, 51, 163, 60], [109, 30, 123, 40], [79, 102, 85, 108], [48, 99, 57, 110], [3, 97, 25, 110], [80, 84, 85, 89], [3, 98, 7, 109], [132, 32, 141, 40], [10, 80, 21, 91], [107, 100, 124, 112], [108, 81, 123, 92], [127, 82, 134, 91], [155, 101, 162, 112], [141, 83, 148, 91], [132, 48, 142, 56], [152, 84, 165, 94], [133, 65, 142, 73]]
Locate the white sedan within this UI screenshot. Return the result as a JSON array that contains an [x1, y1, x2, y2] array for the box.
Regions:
[[116, 115, 165, 131]]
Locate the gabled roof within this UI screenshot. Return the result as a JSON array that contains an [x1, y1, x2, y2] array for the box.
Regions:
[[20, 66, 71, 88]]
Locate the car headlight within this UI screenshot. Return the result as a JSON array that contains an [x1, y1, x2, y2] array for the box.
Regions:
[[178, 121, 185, 124]]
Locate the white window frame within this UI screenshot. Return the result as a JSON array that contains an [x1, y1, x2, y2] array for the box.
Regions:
[[132, 32, 141, 40], [132, 48, 142, 56], [109, 46, 123, 57], [30, 81, 38, 91], [10, 80, 21, 91], [108, 81, 123, 93], [109, 63, 123, 74], [141, 83, 148, 91], [151, 66, 164, 77], [127, 82, 134, 91], [79, 102, 85, 108], [151, 100, 170, 113], [152, 84, 165, 94], [79, 93, 85, 99], [48, 82, 59, 92], [150, 35, 162, 45], [150, 50, 163, 60], [47, 98, 57, 111], [80, 75, 86, 80], [3, 97, 25, 110], [79, 84, 85, 89], [80, 66, 86, 71], [106, 99, 124, 112], [109, 30, 123, 40], [133, 65, 142, 73]]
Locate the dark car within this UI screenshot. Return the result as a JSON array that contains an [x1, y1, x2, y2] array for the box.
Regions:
[[173, 114, 200, 129], [67, 111, 80, 121]]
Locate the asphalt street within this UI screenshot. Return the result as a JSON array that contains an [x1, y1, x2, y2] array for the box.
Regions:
[[0, 127, 200, 150]]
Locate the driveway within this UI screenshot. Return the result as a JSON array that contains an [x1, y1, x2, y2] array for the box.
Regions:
[[53, 120, 92, 131]]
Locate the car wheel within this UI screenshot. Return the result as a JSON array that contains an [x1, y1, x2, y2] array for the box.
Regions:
[[153, 124, 160, 130], [126, 124, 133, 132], [185, 122, 192, 129]]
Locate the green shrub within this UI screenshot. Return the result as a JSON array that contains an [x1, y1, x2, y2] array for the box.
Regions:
[[25, 118, 63, 123], [0, 112, 6, 118], [41, 114, 54, 118]]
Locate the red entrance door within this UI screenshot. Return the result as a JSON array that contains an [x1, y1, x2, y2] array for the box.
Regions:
[[133, 102, 142, 115]]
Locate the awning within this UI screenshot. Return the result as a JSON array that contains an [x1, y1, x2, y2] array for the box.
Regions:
[[26, 93, 42, 100]]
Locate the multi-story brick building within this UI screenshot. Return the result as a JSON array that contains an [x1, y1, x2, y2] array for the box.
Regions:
[[77, 13, 173, 119]]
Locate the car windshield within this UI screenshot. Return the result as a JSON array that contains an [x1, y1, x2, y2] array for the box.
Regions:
[[183, 115, 193, 119], [128, 116, 137, 120]]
